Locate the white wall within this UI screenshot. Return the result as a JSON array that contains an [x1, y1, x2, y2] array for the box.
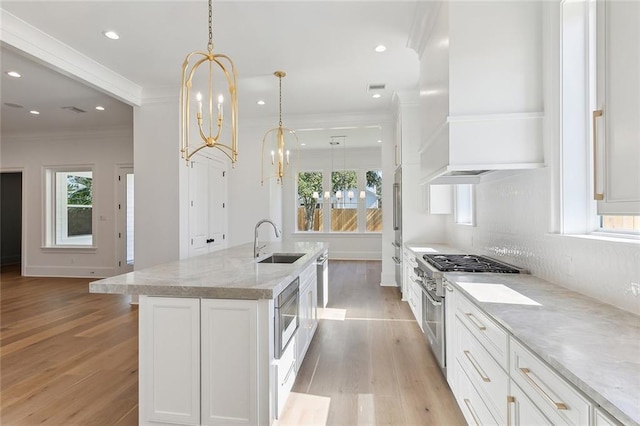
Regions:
[[445, 168, 640, 315], [227, 122, 279, 247], [133, 99, 181, 269], [0, 128, 133, 277]]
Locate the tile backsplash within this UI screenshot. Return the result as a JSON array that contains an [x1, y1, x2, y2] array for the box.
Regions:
[[445, 168, 640, 315]]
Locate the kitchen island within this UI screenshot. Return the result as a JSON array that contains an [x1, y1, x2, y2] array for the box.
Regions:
[[90, 241, 328, 426]]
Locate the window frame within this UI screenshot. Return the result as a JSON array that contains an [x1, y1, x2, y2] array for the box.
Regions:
[[295, 166, 382, 234], [557, 0, 639, 241], [43, 165, 97, 249]]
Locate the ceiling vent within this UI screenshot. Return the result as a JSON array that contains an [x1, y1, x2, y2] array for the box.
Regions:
[[329, 136, 345, 145], [4, 103, 24, 108], [61, 106, 87, 113], [367, 83, 386, 92]]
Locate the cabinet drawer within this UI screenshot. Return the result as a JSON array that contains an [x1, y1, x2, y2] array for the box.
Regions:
[[299, 262, 316, 289], [594, 406, 622, 426], [510, 338, 591, 425], [509, 380, 553, 425], [456, 316, 508, 423], [456, 294, 509, 368], [276, 340, 297, 417], [455, 359, 499, 426]]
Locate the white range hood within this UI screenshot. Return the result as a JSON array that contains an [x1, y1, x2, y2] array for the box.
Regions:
[[420, 112, 546, 185]]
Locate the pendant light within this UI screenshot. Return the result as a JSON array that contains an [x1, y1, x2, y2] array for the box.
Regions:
[[261, 71, 299, 185], [180, 0, 238, 166], [328, 137, 340, 199]]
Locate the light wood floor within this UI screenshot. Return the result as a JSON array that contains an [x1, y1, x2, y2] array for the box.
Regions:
[[1, 261, 464, 425]]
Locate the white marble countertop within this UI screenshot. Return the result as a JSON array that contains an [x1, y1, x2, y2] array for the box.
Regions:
[[445, 272, 640, 426], [403, 242, 465, 256], [89, 241, 328, 300]]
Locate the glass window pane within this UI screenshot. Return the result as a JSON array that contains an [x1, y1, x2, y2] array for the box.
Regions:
[[455, 184, 474, 225], [55, 170, 93, 245], [297, 171, 323, 231], [331, 170, 358, 232], [600, 215, 640, 232], [365, 170, 383, 232]]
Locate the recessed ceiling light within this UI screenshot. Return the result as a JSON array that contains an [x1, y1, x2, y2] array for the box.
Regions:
[[377, 140, 382, 143], [103, 31, 120, 40], [372, 93, 382, 99], [96, 106, 105, 111], [375, 45, 386, 53], [29, 110, 40, 115], [6, 71, 21, 78], [301, 143, 306, 146], [257, 100, 265, 106]]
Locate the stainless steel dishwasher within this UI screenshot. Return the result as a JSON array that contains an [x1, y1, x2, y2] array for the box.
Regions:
[[316, 252, 329, 308]]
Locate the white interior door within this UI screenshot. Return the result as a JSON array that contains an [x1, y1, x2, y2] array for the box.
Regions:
[[116, 165, 134, 273], [189, 154, 228, 258]]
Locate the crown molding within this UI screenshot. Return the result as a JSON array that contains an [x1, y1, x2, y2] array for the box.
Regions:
[[0, 8, 142, 106]]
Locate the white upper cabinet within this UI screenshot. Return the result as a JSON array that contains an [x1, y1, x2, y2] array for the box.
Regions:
[[412, 1, 545, 185], [595, 0, 640, 215]]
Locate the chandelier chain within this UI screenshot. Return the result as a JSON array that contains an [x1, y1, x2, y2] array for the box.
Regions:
[[278, 75, 283, 128], [207, 0, 213, 52]]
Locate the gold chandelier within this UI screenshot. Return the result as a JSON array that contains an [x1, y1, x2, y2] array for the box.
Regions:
[[180, 0, 238, 165], [261, 71, 299, 185]]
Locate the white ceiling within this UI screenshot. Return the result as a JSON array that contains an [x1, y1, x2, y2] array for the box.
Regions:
[[0, 1, 421, 148]]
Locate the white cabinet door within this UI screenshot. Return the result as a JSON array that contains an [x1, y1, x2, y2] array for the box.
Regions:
[[296, 262, 318, 371], [444, 279, 457, 393], [201, 299, 258, 426], [595, 0, 640, 215], [189, 155, 228, 258], [139, 296, 201, 425]]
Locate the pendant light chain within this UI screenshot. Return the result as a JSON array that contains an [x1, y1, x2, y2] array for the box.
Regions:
[[207, 0, 213, 53], [278, 75, 283, 128]]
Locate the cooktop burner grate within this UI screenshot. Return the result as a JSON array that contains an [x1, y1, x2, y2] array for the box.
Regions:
[[423, 254, 521, 273]]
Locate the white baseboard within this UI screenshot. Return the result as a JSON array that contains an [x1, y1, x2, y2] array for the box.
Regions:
[[23, 265, 115, 279], [328, 250, 381, 260]]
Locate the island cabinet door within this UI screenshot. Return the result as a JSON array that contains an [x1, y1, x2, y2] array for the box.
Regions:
[[139, 296, 201, 425], [201, 298, 259, 426]]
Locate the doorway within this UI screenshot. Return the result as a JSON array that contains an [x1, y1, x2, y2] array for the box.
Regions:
[[1, 172, 23, 268], [116, 166, 134, 273]]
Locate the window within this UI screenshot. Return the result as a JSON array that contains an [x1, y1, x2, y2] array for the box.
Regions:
[[296, 167, 382, 233], [365, 170, 382, 231], [46, 168, 94, 246], [297, 171, 323, 231], [331, 170, 358, 232], [454, 184, 475, 226]]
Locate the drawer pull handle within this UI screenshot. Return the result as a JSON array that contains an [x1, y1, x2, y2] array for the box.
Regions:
[[519, 367, 568, 410], [464, 350, 491, 382], [465, 312, 486, 331], [463, 398, 481, 426]]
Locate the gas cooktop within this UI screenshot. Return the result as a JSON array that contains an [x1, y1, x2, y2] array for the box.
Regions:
[[422, 254, 522, 273]]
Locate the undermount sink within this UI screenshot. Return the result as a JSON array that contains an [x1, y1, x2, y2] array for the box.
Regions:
[[258, 253, 304, 264]]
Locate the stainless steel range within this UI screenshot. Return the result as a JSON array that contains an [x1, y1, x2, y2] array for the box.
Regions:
[[415, 253, 526, 376]]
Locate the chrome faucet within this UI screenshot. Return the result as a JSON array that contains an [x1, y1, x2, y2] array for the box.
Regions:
[[254, 219, 282, 258]]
